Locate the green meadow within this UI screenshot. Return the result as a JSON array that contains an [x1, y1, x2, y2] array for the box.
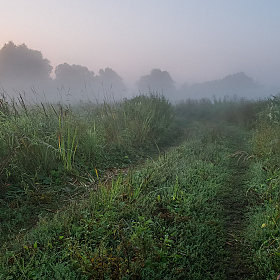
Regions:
[[1, 93, 280, 279]]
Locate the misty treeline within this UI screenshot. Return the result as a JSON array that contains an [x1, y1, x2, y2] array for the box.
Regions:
[[0, 42, 127, 103], [0, 42, 271, 103]]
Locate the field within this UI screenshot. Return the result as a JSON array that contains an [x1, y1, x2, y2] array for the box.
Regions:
[[1, 93, 280, 279]]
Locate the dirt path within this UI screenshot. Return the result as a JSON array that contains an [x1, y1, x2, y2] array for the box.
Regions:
[[219, 128, 256, 279]]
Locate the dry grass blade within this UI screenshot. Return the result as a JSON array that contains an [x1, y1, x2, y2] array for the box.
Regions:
[[228, 150, 254, 162]]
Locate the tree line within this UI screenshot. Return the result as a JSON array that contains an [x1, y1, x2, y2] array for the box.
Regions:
[[0, 41, 268, 102]]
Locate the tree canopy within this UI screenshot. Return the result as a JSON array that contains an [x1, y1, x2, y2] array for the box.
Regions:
[[0, 41, 52, 83], [95, 68, 126, 92], [137, 69, 176, 96], [54, 63, 95, 92]]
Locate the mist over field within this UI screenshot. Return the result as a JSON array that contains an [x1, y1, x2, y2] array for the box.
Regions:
[[1, 1, 279, 103], [0, 42, 277, 104]]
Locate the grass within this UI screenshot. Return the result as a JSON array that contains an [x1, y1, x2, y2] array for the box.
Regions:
[[242, 95, 280, 279], [0, 121, 231, 279], [175, 96, 265, 129], [0, 93, 178, 246], [2, 92, 280, 279]]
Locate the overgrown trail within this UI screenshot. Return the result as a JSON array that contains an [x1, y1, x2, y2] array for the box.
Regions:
[[219, 128, 255, 279]]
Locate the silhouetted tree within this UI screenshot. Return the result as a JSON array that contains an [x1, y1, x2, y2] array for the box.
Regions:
[[0, 41, 53, 89], [54, 65, 126, 101], [94, 68, 126, 99], [137, 69, 176, 97], [178, 72, 266, 100], [54, 63, 95, 91]]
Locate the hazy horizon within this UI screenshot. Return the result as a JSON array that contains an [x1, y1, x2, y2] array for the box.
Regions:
[[1, 0, 280, 95]]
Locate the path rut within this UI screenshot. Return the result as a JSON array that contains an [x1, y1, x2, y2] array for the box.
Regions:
[[219, 128, 256, 279]]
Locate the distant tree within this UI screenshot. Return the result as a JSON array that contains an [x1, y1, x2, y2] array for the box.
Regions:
[[94, 68, 126, 100], [95, 68, 126, 90], [54, 63, 95, 89], [137, 69, 176, 96], [0, 41, 52, 87], [222, 72, 257, 88], [178, 72, 264, 100]]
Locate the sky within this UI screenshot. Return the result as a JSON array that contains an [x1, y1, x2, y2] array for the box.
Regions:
[[1, 0, 280, 89]]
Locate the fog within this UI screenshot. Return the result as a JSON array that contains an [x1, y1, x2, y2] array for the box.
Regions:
[[1, 1, 280, 102], [0, 42, 278, 104]]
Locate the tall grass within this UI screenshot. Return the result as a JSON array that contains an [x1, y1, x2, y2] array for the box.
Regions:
[[0, 122, 230, 279], [244, 94, 280, 279], [0, 92, 178, 250], [0, 93, 177, 184], [2, 91, 275, 278], [174, 96, 264, 128]]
